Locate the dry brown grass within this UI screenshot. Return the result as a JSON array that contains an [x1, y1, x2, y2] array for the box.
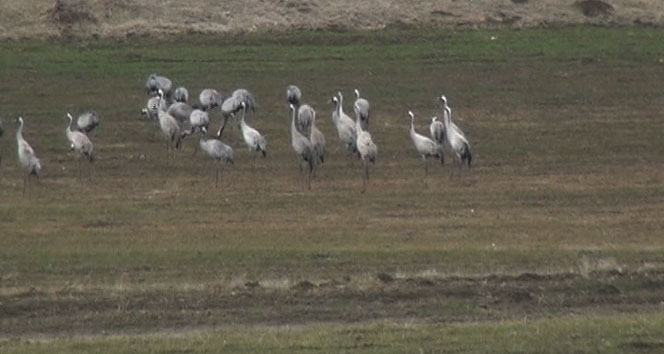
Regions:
[[2, 0, 664, 40]]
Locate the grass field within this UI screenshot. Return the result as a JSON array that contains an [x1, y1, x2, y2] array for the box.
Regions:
[[0, 27, 663, 352]]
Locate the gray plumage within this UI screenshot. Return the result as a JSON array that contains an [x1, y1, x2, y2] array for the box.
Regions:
[[439, 95, 462, 137], [157, 89, 182, 154], [167, 102, 194, 124], [309, 110, 326, 166], [77, 110, 99, 134], [199, 89, 223, 110], [199, 133, 233, 187], [16, 116, 41, 196], [181, 109, 210, 138], [289, 104, 315, 188], [174, 86, 189, 103], [222, 88, 257, 116], [429, 116, 445, 145], [218, 88, 258, 138], [238, 102, 266, 157], [409, 111, 444, 181], [354, 102, 377, 191], [66, 113, 95, 179], [146, 73, 173, 98], [286, 85, 302, 106], [331, 94, 358, 156], [141, 95, 161, 121], [442, 104, 472, 171], [297, 104, 314, 134], [354, 89, 370, 131], [66, 113, 94, 162]]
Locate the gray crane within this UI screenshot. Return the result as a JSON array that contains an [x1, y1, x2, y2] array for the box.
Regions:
[[156, 89, 182, 161], [16, 117, 42, 196], [439, 95, 461, 135], [408, 111, 444, 183], [442, 103, 472, 177], [289, 104, 315, 189], [217, 88, 257, 138], [286, 85, 302, 106], [77, 110, 99, 135], [180, 108, 210, 152], [331, 95, 358, 157], [354, 102, 378, 191], [297, 104, 314, 135], [198, 131, 233, 187], [174, 86, 189, 103], [285, 85, 313, 134], [141, 95, 162, 122], [429, 116, 445, 146], [146, 73, 173, 100], [238, 102, 266, 158], [66, 113, 95, 179], [199, 88, 223, 111], [309, 109, 326, 169], [354, 89, 370, 131], [167, 101, 194, 125]]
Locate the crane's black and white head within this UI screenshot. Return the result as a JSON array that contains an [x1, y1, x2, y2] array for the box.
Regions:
[[440, 95, 447, 106], [431, 116, 438, 122], [289, 103, 296, 112], [408, 111, 415, 120], [354, 89, 361, 98], [332, 96, 339, 104]]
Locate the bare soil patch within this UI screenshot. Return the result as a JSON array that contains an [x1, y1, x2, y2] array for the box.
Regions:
[[2, 269, 662, 337]]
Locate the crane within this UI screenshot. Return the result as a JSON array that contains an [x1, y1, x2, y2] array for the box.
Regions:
[[16, 117, 42, 196], [66, 113, 95, 179], [408, 111, 444, 183]]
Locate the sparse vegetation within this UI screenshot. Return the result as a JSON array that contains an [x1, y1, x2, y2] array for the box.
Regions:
[[0, 27, 663, 352]]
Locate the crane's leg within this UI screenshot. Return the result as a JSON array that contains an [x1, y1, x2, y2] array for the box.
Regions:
[[307, 168, 311, 191], [423, 158, 429, 188], [165, 140, 169, 165], [362, 161, 368, 193], [77, 156, 82, 180], [449, 159, 455, 180], [458, 159, 464, 180], [216, 164, 220, 187], [23, 173, 27, 197]]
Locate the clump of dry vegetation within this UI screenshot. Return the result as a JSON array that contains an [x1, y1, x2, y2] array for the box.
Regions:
[[0, 0, 663, 40]]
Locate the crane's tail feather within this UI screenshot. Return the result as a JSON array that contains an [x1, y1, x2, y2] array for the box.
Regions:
[[461, 145, 472, 167]]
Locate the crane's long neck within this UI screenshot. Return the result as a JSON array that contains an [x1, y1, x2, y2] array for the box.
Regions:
[[239, 106, 247, 130], [66, 115, 75, 136], [442, 107, 453, 139], [410, 115, 416, 135], [331, 100, 340, 125], [355, 111, 363, 134], [337, 94, 344, 116], [16, 119, 24, 142], [443, 104, 452, 122], [290, 108, 298, 140]]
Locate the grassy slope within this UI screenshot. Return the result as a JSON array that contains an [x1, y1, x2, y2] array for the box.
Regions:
[[3, 313, 664, 354], [0, 26, 663, 350]]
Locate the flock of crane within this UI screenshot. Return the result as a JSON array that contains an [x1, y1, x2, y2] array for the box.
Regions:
[[2, 73, 472, 195]]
